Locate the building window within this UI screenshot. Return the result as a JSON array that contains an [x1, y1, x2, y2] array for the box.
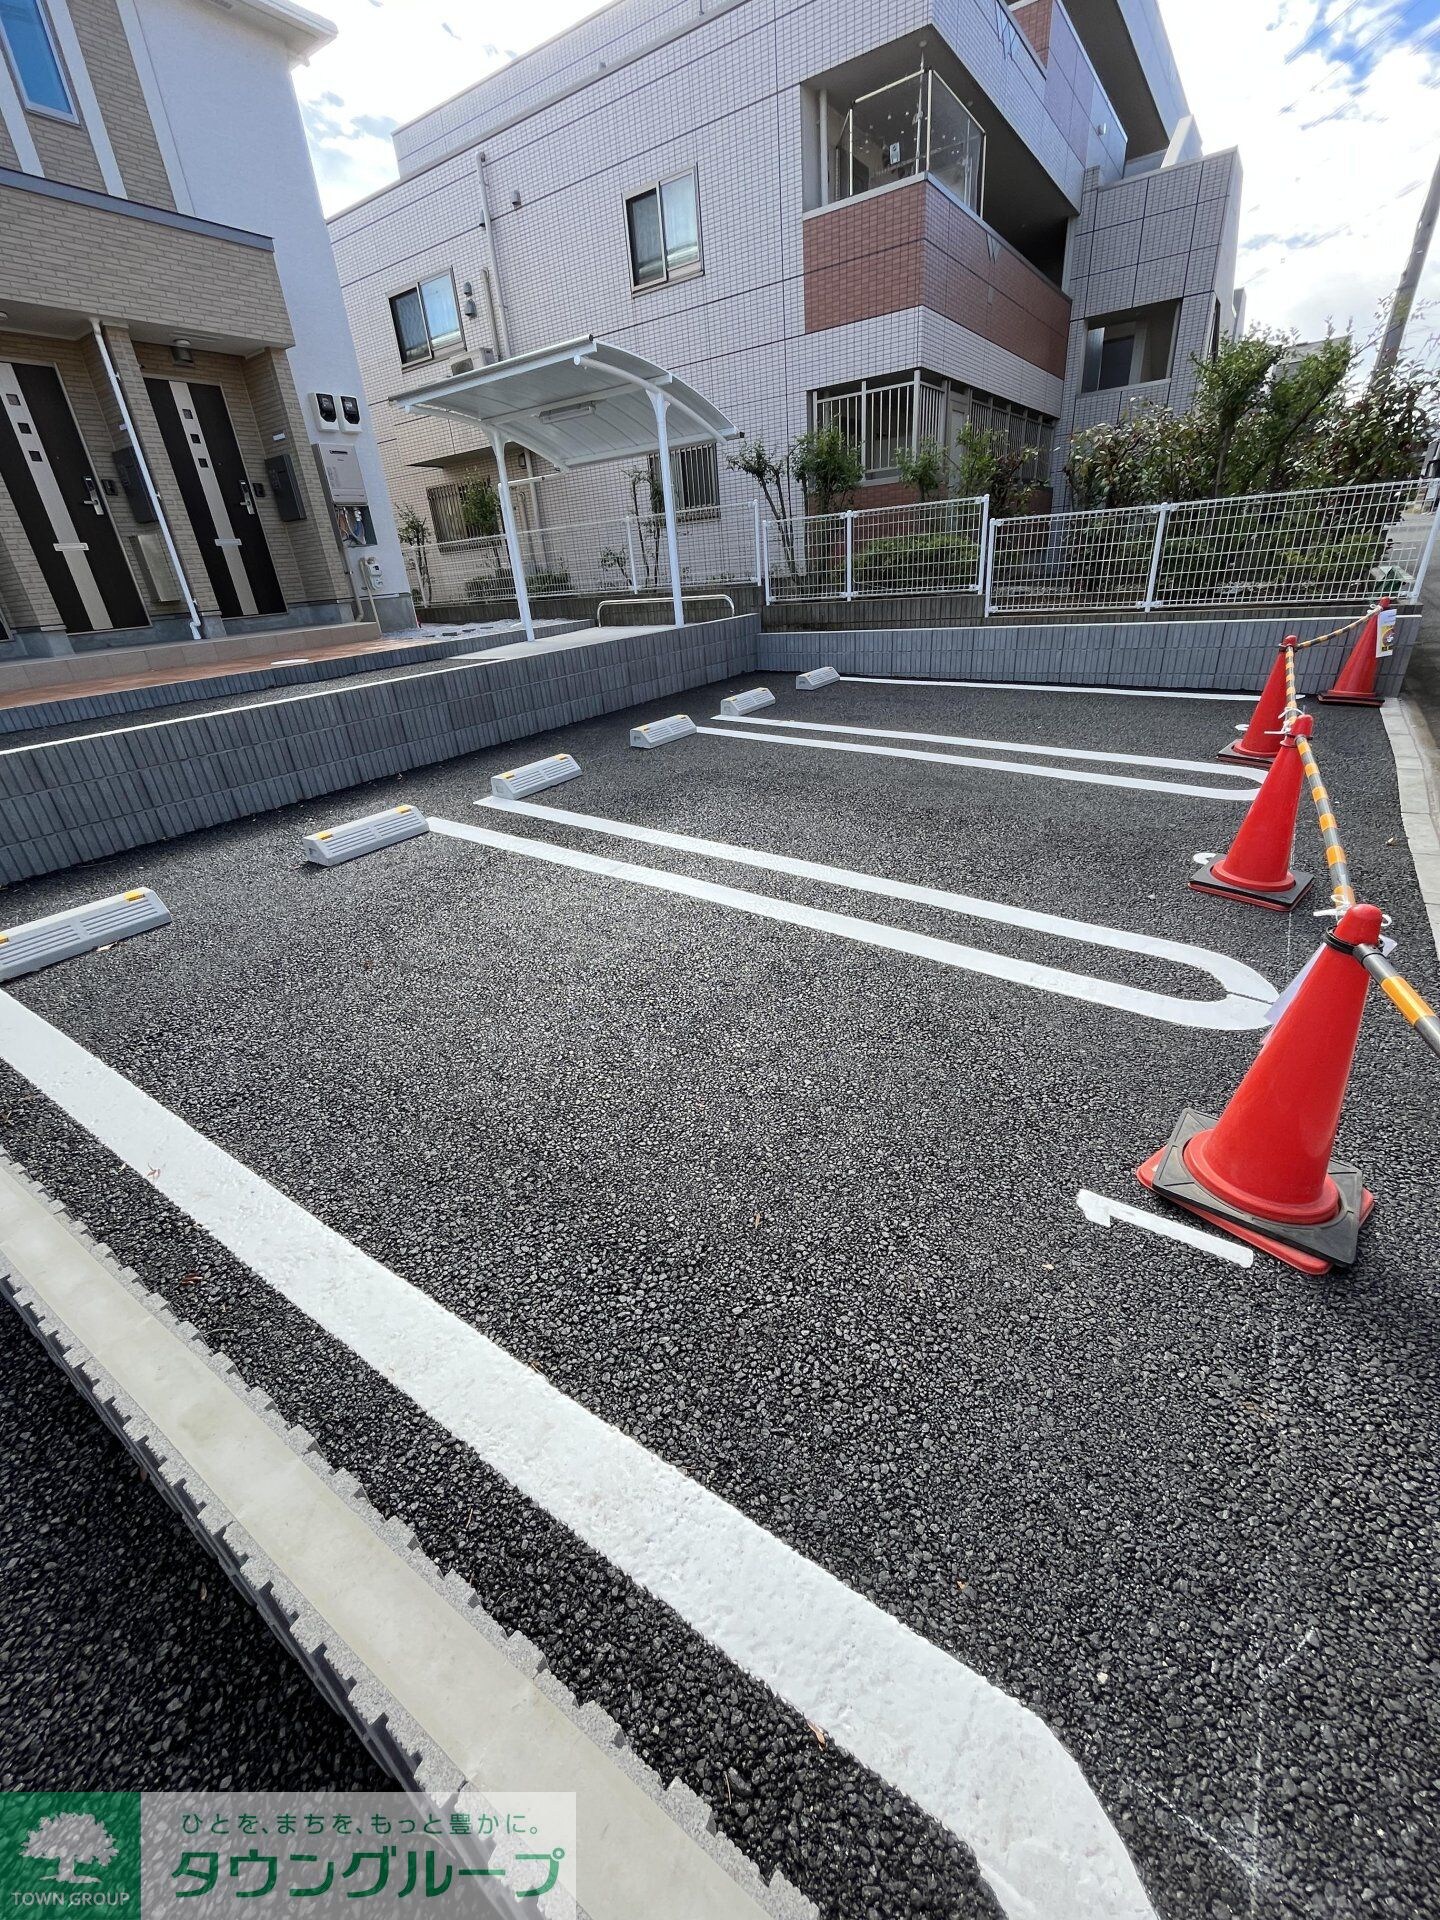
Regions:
[[1081, 302, 1179, 394], [0, 0, 75, 118], [625, 171, 701, 290], [647, 442, 720, 514], [389, 273, 464, 367]]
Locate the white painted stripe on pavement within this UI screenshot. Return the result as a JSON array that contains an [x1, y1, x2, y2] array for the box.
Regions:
[[476, 796, 1277, 1005], [1075, 1189, 1255, 1267], [457, 809, 1275, 1029], [0, 987, 1156, 1920], [840, 677, 1255, 702], [710, 713, 1263, 782], [694, 725, 1253, 802]]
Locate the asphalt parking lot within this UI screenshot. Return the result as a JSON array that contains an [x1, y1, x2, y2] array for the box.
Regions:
[[1, 671, 1436, 1920]]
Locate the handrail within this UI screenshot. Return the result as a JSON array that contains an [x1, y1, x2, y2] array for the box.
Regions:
[[595, 594, 735, 625]]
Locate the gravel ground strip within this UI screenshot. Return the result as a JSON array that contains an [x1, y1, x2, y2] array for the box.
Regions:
[[0, 676, 1435, 1920]]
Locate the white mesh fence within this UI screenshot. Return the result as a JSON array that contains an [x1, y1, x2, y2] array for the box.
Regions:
[[987, 480, 1433, 615], [419, 505, 759, 607], [764, 497, 988, 601]]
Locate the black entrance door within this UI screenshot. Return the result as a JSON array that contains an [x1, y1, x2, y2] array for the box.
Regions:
[[146, 377, 284, 619], [0, 361, 148, 635]]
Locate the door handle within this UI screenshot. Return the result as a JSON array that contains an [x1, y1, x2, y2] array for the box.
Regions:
[[238, 477, 257, 517], [83, 476, 106, 517]]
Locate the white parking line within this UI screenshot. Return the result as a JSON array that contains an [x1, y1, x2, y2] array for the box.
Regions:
[[0, 986, 1155, 1920], [459, 806, 1276, 1029], [710, 714, 1263, 782], [695, 725, 1254, 802], [840, 676, 1255, 701], [1076, 1189, 1255, 1267]]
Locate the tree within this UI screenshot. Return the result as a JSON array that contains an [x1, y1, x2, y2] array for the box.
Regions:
[[1064, 327, 1439, 508], [789, 423, 864, 514], [394, 506, 432, 603], [458, 478, 503, 539], [950, 425, 1042, 517], [893, 437, 950, 501], [726, 436, 797, 573], [23, 1815, 117, 1885], [624, 462, 666, 590]]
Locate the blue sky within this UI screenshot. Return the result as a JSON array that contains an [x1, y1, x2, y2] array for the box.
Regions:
[[295, 0, 1440, 367]]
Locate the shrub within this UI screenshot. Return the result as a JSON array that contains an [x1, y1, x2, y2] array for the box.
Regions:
[[851, 532, 979, 595]]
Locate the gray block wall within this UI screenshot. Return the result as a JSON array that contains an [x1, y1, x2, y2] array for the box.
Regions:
[[758, 613, 1418, 695], [0, 623, 590, 739], [0, 616, 759, 885]]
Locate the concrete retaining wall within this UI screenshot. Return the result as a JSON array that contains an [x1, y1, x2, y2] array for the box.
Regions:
[[757, 613, 1418, 695], [0, 615, 759, 884]]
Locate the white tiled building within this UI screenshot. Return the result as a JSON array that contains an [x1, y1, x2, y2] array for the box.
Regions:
[[328, 0, 1242, 579]]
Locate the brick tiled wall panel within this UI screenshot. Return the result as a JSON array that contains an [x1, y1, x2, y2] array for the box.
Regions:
[[803, 181, 1069, 380], [69, 0, 176, 208], [0, 187, 293, 347], [0, 114, 18, 170], [1011, 0, 1053, 63]]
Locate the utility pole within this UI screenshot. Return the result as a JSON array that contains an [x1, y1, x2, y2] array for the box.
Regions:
[[1373, 149, 1440, 381]]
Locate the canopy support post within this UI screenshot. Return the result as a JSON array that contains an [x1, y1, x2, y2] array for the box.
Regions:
[[647, 387, 686, 629], [488, 429, 535, 644]]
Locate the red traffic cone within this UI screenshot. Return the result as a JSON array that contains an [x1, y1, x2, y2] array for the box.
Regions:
[[1191, 714, 1313, 910], [1137, 900, 1380, 1272], [1219, 643, 1294, 764], [1318, 599, 1388, 707]]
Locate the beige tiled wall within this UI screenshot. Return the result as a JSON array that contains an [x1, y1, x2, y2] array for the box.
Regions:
[[69, 0, 176, 207], [0, 187, 294, 347]]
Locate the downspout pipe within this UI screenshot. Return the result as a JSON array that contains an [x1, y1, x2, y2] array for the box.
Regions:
[[89, 319, 203, 642]]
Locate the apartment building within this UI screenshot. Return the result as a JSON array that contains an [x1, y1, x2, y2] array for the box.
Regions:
[[329, 0, 1242, 569], [0, 0, 413, 657]]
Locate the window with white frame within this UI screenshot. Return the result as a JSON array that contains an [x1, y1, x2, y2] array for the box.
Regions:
[[625, 171, 701, 290], [0, 0, 75, 118], [647, 442, 719, 513], [389, 272, 464, 368]]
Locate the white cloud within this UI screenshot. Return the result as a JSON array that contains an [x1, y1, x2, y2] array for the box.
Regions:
[[293, 0, 592, 212], [295, 0, 1440, 370], [1159, 0, 1440, 367]]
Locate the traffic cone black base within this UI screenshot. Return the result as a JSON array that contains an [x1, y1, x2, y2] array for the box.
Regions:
[[1189, 860, 1313, 911], [1217, 739, 1280, 765], [1317, 688, 1384, 708], [1136, 1107, 1375, 1274]]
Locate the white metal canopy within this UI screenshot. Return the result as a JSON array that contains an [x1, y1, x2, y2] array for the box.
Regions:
[[393, 337, 741, 640]]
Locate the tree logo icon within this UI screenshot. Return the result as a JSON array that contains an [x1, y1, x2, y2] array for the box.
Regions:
[[21, 1813, 118, 1885]]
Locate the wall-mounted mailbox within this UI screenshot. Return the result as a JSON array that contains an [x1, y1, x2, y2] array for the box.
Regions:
[[264, 451, 307, 522], [112, 447, 157, 524]]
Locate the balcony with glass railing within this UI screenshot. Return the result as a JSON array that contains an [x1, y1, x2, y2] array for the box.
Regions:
[[826, 67, 985, 215]]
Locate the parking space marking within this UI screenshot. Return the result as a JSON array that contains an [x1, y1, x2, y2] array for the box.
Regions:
[[0, 986, 1156, 1920], [710, 714, 1264, 782], [458, 807, 1276, 1029], [1076, 1189, 1255, 1267], [694, 726, 1255, 802], [840, 677, 1255, 702]]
